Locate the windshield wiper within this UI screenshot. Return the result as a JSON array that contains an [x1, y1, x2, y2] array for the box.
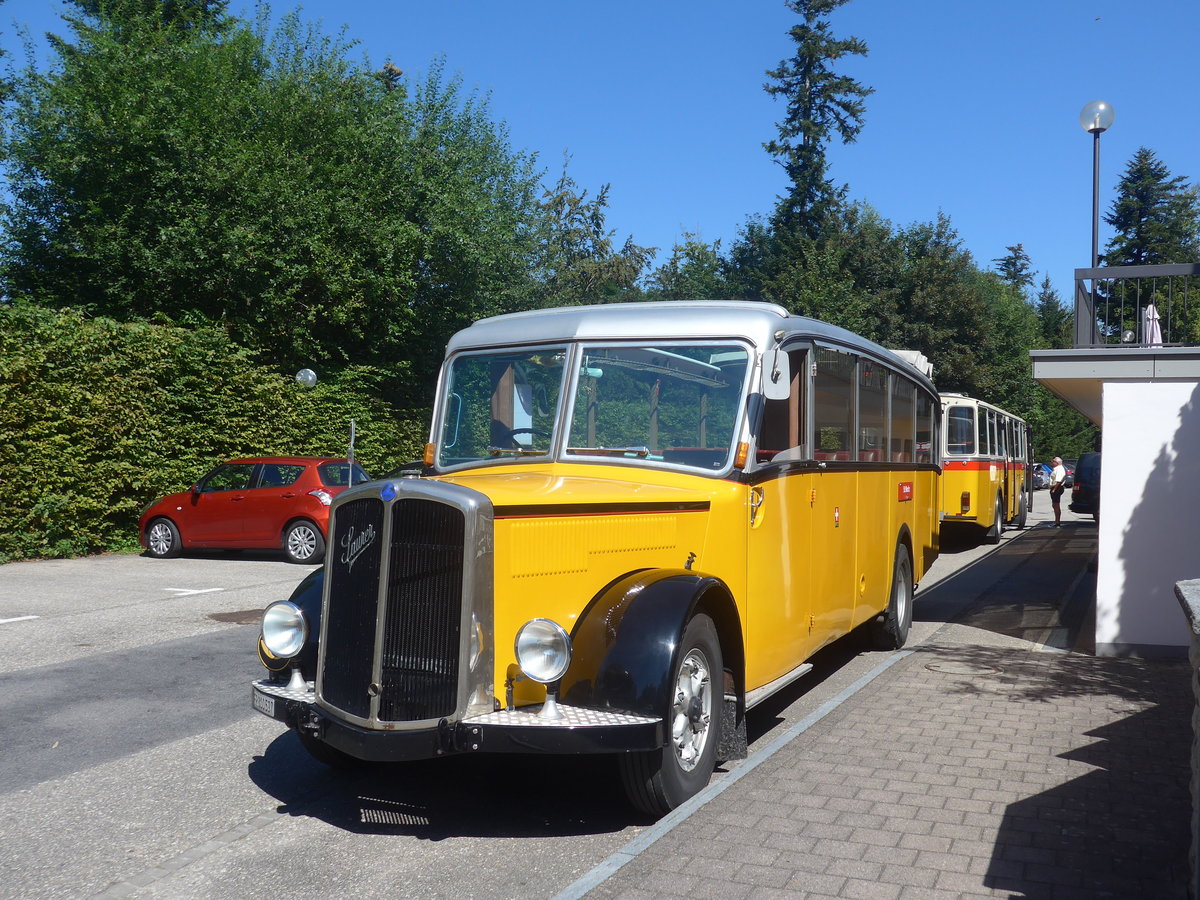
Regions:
[[566, 446, 651, 458], [486, 446, 547, 457]]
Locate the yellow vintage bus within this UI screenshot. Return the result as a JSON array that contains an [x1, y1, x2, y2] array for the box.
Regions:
[[252, 302, 941, 816], [939, 393, 1032, 542]]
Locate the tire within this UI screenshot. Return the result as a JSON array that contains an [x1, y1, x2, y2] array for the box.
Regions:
[[284, 520, 325, 564], [871, 543, 913, 650], [144, 517, 182, 559], [1014, 491, 1028, 530], [984, 495, 1003, 544], [295, 728, 366, 770], [619, 613, 722, 817]]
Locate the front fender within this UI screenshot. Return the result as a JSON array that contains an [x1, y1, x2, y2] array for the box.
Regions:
[[560, 569, 741, 723], [259, 568, 324, 675]]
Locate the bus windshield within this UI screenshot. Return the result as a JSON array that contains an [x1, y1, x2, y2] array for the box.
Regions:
[[566, 344, 750, 471], [436, 348, 569, 466], [435, 343, 752, 472]]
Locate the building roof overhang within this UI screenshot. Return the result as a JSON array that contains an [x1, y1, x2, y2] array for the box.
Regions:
[[1030, 347, 1200, 426]]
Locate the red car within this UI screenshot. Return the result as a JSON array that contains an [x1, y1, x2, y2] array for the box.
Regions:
[[139, 457, 369, 564]]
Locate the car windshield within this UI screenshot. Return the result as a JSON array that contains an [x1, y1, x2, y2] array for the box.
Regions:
[[565, 343, 750, 471], [435, 343, 752, 472]]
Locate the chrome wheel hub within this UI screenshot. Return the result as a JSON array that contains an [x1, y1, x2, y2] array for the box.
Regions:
[[671, 649, 712, 772], [148, 523, 173, 555], [288, 527, 317, 560]]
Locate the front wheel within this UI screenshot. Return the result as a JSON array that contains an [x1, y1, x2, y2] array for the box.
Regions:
[[619, 613, 722, 817], [284, 520, 325, 564], [871, 543, 913, 649], [145, 518, 182, 559]]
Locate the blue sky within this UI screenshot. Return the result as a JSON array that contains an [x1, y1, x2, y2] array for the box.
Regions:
[[4, 0, 1198, 305]]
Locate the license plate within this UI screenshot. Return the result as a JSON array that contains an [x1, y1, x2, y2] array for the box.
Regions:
[[252, 689, 276, 718]]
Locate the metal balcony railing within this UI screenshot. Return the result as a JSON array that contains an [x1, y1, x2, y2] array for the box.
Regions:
[[1074, 263, 1200, 348]]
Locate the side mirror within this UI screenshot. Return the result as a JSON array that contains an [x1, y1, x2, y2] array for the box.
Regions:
[[762, 348, 791, 401]]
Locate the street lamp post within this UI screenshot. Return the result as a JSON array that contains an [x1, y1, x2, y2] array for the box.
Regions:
[[1079, 101, 1114, 269], [295, 367, 357, 485]]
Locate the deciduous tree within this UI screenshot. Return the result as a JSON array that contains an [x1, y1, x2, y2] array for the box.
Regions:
[[2, 4, 545, 401]]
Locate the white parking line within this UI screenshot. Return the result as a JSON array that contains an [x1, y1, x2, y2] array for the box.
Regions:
[[163, 588, 225, 596], [0, 615, 39, 625]]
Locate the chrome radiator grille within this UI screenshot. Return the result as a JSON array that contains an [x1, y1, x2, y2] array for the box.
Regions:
[[378, 499, 465, 721], [320, 496, 385, 719], [317, 481, 492, 728]]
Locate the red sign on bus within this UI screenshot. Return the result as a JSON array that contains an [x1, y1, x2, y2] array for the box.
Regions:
[[898, 481, 914, 502]]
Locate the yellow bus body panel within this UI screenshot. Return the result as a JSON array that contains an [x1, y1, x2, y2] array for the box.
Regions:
[[435, 459, 939, 705], [436, 463, 748, 705]]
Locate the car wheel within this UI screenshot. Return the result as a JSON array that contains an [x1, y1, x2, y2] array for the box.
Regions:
[[984, 495, 1003, 545], [619, 613, 722, 817], [145, 518, 182, 559], [284, 521, 325, 564], [296, 729, 367, 770], [871, 542, 913, 650]]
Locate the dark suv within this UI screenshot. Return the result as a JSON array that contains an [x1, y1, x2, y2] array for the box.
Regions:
[[1069, 452, 1101, 521]]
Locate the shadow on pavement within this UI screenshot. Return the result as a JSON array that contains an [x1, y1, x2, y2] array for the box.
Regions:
[[917, 519, 1099, 652], [903, 643, 1190, 897], [248, 731, 642, 839]]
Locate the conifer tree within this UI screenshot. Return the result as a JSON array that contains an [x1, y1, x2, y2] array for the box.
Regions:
[[993, 244, 1035, 297], [763, 0, 872, 238], [1104, 148, 1200, 267], [1101, 148, 1200, 341]]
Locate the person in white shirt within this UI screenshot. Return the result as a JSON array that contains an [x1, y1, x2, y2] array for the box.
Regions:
[[1049, 456, 1067, 527]]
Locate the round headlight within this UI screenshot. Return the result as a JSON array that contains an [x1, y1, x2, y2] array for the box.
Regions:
[[261, 601, 307, 659], [515, 618, 572, 684]]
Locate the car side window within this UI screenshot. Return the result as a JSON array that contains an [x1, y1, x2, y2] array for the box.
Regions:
[[199, 464, 255, 493], [259, 464, 303, 488]]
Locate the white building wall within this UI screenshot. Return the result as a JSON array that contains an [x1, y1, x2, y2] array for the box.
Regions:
[[1097, 380, 1200, 655]]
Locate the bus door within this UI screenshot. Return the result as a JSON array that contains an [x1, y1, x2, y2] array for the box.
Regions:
[[745, 347, 815, 687]]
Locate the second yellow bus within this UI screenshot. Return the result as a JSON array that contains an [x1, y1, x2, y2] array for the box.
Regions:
[[939, 393, 1031, 542]]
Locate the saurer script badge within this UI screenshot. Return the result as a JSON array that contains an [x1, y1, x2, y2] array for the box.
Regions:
[[340, 524, 376, 572]]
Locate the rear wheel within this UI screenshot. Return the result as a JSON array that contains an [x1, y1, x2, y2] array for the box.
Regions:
[[984, 495, 1003, 544], [284, 520, 325, 564], [619, 613, 722, 817], [145, 518, 182, 559], [872, 543, 913, 649], [1014, 491, 1028, 529]]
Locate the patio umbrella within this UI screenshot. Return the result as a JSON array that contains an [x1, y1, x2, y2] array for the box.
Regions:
[[1143, 302, 1163, 347]]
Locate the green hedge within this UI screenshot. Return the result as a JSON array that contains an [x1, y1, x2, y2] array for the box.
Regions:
[[0, 303, 428, 561]]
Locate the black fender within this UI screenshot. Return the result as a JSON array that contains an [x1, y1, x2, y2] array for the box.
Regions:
[[560, 569, 745, 732], [258, 568, 324, 676]]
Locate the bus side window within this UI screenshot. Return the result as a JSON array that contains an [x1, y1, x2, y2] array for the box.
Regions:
[[891, 379, 914, 463], [916, 392, 935, 464], [858, 361, 888, 462], [760, 349, 807, 463], [814, 347, 855, 461]]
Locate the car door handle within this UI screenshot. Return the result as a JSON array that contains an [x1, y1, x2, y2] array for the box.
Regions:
[[231, 495, 246, 501], [281, 492, 296, 498]]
